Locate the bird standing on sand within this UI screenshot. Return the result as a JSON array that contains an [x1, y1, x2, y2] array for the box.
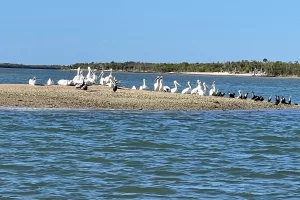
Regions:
[[113, 85, 118, 92], [288, 96, 291, 105], [274, 95, 280, 105], [267, 95, 272, 102], [81, 83, 88, 90]]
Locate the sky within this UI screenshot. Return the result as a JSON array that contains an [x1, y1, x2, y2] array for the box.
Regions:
[[1, 0, 300, 65]]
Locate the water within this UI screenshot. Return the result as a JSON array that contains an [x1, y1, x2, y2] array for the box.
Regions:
[[0, 68, 300, 199]]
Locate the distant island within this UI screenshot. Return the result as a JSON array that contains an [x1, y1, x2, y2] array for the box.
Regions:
[[0, 63, 65, 70], [1, 58, 300, 77]]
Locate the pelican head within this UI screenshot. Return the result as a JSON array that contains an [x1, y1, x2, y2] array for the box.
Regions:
[[174, 80, 181, 86]]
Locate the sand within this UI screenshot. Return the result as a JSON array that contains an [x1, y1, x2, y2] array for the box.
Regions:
[[0, 84, 298, 111]]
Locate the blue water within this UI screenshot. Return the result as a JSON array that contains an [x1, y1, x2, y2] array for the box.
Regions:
[[0, 68, 300, 199]]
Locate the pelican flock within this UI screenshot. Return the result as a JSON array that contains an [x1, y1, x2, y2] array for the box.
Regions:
[[26, 69, 298, 106]]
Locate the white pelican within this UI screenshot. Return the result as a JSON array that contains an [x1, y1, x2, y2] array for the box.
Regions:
[[170, 81, 181, 93], [181, 81, 192, 94], [85, 66, 92, 80], [163, 80, 181, 93], [203, 82, 209, 95], [84, 69, 97, 86], [191, 80, 200, 94], [104, 68, 113, 84], [99, 71, 106, 85], [131, 85, 137, 90], [29, 77, 36, 85], [57, 79, 74, 86], [73, 68, 84, 85], [47, 78, 54, 85], [159, 76, 164, 92], [198, 81, 205, 96], [209, 81, 216, 96], [108, 77, 115, 88], [154, 76, 160, 91], [139, 79, 149, 90]]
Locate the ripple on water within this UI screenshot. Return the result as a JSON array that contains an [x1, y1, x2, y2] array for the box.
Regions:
[[1, 109, 300, 199]]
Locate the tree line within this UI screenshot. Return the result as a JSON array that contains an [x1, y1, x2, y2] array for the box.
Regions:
[[2, 59, 300, 77], [0, 63, 63, 69]]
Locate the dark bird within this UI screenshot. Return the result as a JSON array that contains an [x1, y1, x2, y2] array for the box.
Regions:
[[228, 92, 235, 98], [267, 95, 272, 102], [242, 92, 248, 99], [251, 91, 258, 100], [287, 96, 291, 105], [259, 96, 264, 101], [213, 91, 225, 97], [237, 90, 243, 99], [274, 95, 280, 105], [80, 80, 87, 90], [75, 80, 85, 89], [253, 96, 261, 101], [219, 92, 225, 97], [81, 83, 88, 90], [113, 85, 118, 92], [281, 96, 286, 104]]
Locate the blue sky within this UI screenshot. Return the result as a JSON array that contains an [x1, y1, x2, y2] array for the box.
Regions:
[[1, 0, 300, 65]]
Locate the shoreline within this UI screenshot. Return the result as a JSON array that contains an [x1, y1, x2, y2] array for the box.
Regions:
[[0, 84, 298, 111], [179, 72, 265, 77]]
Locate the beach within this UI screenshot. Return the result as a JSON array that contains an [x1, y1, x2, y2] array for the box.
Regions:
[[0, 84, 298, 110]]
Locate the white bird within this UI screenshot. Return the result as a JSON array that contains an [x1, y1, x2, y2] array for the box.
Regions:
[[139, 79, 149, 90], [57, 79, 74, 86], [163, 80, 181, 93], [73, 68, 84, 85], [108, 77, 116, 88], [154, 76, 160, 91], [170, 81, 181, 93], [203, 82, 209, 95], [158, 76, 164, 92], [181, 81, 192, 94], [209, 81, 216, 96], [29, 77, 36, 85], [191, 80, 200, 94], [104, 68, 113, 84], [84, 69, 97, 86], [85, 66, 92, 80], [198, 81, 205, 96], [99, 71, 106, 85], [131, 85, 137, 90], [47, 78, 54, 85]]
